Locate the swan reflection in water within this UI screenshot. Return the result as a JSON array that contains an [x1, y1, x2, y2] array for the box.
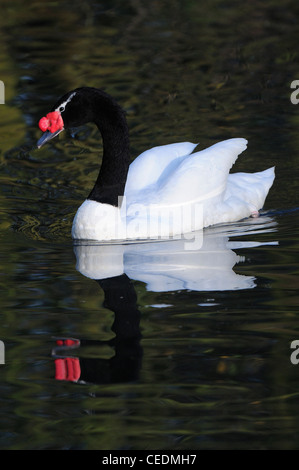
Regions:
[[52, 216, 278, 384]]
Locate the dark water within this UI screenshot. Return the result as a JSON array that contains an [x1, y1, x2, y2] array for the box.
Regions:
[[1, 0, 299, 450]]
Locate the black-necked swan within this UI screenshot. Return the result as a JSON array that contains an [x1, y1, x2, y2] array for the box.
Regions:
[[37, 87, 275, 241]]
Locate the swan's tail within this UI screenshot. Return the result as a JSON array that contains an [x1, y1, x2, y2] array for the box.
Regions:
[[226, 166, 275, 210]]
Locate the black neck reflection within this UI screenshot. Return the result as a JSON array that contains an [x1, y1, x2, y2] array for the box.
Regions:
[[52, 274, 142, 384]]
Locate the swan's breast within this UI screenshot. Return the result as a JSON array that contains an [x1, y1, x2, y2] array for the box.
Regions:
[[72, 199, 126, 240]]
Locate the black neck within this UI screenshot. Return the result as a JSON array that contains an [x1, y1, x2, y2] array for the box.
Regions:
[[86, 89, 130, 206]]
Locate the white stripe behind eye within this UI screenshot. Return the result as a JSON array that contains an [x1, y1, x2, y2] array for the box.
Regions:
[[55, 91, 77, 112]]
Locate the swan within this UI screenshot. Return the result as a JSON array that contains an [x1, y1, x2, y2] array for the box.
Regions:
[[37, 87, 275, 241]]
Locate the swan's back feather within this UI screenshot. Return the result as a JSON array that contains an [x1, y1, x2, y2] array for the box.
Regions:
[[125, 141, 198, 192], [126, 138, 248, 207], [157, 138, 248, 204]]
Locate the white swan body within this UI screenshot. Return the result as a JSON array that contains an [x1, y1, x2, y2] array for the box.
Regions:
[[37, 88, 275, 241], [71, 138, 275, 241]]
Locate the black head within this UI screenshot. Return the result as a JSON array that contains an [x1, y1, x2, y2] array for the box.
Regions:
[[36, 86, 131, 206], [37, 87, 103, 148]]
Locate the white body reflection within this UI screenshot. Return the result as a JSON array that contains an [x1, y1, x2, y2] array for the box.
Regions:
[[74, 216, 278, 292]]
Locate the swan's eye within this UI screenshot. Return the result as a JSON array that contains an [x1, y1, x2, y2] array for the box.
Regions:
[[59, 106, 65, 112]]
